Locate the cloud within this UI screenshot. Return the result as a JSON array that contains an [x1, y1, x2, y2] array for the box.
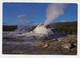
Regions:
[[17, 14, 35, 25], [61, 20, 66, 22], [18, 15, 26, 18]]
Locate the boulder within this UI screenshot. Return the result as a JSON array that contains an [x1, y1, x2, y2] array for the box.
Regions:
[[62, 43, 71, 49]]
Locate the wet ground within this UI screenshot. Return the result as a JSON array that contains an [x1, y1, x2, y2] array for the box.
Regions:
[[3, 37, 77, 55], [3, 38, 62, 55]]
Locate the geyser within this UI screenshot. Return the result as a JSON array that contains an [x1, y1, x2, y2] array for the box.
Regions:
[[33, 24, 53, 35], [17, 24, 67, 40], [44, 3, 69, 25]]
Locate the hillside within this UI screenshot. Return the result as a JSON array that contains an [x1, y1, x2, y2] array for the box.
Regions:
[[48, 21, 77, 35]]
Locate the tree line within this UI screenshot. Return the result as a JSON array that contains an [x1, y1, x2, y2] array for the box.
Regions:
[[49, 21, 77, 35], [3, 21, 77, 35]]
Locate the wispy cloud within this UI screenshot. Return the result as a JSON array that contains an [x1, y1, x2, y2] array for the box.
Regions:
[[18, 15, 26, 18], [61, 20, 66, 22]]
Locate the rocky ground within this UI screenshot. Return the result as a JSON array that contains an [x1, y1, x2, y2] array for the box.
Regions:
[[34, 38, 77, 55], [3, 35, 77, 55]]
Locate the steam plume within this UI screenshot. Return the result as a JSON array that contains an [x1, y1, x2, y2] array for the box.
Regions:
[[44, 3, 69, 25], [18, 14, 35, 25]]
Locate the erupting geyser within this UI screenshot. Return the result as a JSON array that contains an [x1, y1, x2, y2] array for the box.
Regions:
[[3, 3, 69, 40]]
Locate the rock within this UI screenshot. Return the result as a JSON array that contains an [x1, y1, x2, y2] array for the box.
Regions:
[[73, 43, 77, 46], [62, 43, 71, 49], [35, 42, 45, 47], [44, 44, 48, 48], [58, 38, 65, 41]]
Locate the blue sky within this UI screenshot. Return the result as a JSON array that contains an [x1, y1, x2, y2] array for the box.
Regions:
[[3, 3, 77, 25]]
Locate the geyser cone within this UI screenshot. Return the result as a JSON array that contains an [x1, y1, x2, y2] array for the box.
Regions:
[[33, 24, 53, 35]]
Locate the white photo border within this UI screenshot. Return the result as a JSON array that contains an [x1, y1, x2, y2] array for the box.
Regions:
[[0, 0, 80, 58]]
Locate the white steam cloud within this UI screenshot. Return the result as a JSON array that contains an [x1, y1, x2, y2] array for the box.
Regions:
[[44, 3, 69, 25]]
